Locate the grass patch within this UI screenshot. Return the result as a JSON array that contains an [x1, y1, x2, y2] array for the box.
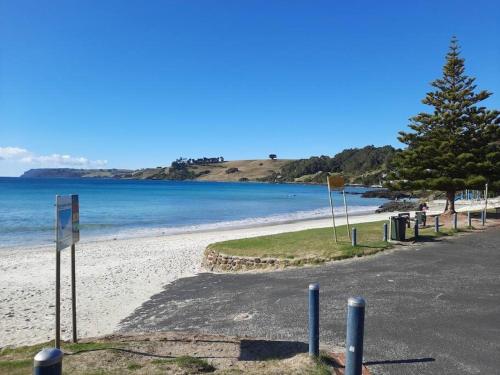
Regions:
[[0, 341, 53, 358], [308, 360, 331, 375], [0, 359, 32, 369], [127, 362, 142, 370], [0, 341, 122, 358], [64, 341, 124, 353], [152, 356, 215, 372], [0, 341, 126, 375], [208, 220, 392, 260]]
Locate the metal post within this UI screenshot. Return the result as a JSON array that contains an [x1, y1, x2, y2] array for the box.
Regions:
[[414, 219, 419, 240], [485, 183, 488, 213], [481, 210, 486, 226], [33, 348, 63, 375], [434, 216, 439, 233], [453, 213, 458, 230], [71, 244, 77, 343], [345, 297, 365, 375], [343, 189, 351, 240], [468, 211, 472, 227], [352, 227, 357, 246], [308, 283, 320, 357], [54, 196, 61, 349], [383, 222, 388, 242], [55, 248, 61, 349], [328, 188, 338, 243]]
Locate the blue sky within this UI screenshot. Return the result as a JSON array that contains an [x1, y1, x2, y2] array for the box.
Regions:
[[1, 0, 499, 176]]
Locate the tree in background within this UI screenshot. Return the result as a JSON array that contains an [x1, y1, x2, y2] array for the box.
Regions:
[[389, 38, 500, 213], [269, 154, 277, 160]]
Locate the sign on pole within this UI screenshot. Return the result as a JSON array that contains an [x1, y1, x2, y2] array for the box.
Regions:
[[328, 175, 345, 190], [55, 194, 80, 348], [327, 175, 351, 241], [56, 196, 73, 252]]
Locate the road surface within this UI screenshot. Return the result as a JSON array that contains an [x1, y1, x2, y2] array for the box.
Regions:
[[120, 227, 500, 374]]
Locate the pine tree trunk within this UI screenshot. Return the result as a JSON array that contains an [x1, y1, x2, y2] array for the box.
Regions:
[[445, 190, 456, 214]]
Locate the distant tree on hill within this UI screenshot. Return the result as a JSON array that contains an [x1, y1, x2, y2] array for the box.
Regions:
[[269, 154, 277, 160], [388, 38, 500, 213]]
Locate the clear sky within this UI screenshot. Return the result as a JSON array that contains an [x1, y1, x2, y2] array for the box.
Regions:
[[1, 0, 499, 176]]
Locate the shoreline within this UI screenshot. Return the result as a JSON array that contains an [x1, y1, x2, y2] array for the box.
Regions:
[[0, 206, 381, 252], [0, 210, 393, 348]]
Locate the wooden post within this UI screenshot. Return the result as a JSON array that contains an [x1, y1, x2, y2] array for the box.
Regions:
[[71, 244, 77, 343]]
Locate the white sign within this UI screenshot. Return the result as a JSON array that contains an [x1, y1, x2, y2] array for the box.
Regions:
[[56, 195, 79, 251]]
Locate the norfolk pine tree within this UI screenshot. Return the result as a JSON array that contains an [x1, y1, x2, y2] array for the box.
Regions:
[[389, 38, 500, 213]]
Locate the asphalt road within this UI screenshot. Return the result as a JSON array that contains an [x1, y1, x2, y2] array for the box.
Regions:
[[120, 227, 500, 375]]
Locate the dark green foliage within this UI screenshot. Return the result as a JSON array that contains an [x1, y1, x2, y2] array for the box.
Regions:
[[225, 167, 239, 174], [164, 159, 196, 180], [272, 145, 397, 183], [389, 38, 500, 211]]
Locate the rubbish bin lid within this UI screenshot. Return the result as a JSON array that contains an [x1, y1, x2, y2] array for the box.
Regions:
[[34, 348, 64, 367]]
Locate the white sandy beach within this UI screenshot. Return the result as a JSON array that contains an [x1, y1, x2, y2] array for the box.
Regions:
[[0, 211, 397, 348], [2, 197, 498, 348]]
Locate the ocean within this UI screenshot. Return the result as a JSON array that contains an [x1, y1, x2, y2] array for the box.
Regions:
[[0, 177, 387, 248]]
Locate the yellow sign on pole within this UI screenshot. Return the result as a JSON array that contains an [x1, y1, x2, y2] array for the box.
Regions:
[[327, 175, 345, 190]]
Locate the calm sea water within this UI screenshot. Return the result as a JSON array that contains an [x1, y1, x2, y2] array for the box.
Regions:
[[0, 178, 387, 248]]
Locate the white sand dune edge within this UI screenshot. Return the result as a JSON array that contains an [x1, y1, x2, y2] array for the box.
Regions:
[[2, 198, 498, 348]]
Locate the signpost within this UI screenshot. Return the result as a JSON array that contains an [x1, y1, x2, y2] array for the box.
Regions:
[[327, 176, 340, 243], [327, 175, 346, 243], [55, 194, 80, 348], [485, 183, 489, 215], [71, 195, 79, 343], [327, 175, 351, 241], [342, 187, 351, 240]]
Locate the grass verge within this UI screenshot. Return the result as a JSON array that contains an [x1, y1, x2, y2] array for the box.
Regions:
[[208, 220, 392, 260]]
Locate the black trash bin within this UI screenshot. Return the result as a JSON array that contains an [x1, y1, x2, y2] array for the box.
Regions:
[[390, 216, 407, 241], [398, 212, 411, 228]]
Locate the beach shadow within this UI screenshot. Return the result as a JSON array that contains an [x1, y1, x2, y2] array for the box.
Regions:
[[238, 339, 308, 361], [364, 357, 435, 366]]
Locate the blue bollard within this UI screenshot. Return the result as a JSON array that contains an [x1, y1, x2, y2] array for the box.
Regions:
[[468, 211, 472, 227], [352, 227, 357, 246], [308, 283, 320, 357], [434, 216, 439, 232], [481, 210, 486, 226], [345, 297, 365, 375], [383, 223, 388, 242], [453, 213, 458, 230], [414, 218, 419, 239], [33, 348, 63, 375]]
